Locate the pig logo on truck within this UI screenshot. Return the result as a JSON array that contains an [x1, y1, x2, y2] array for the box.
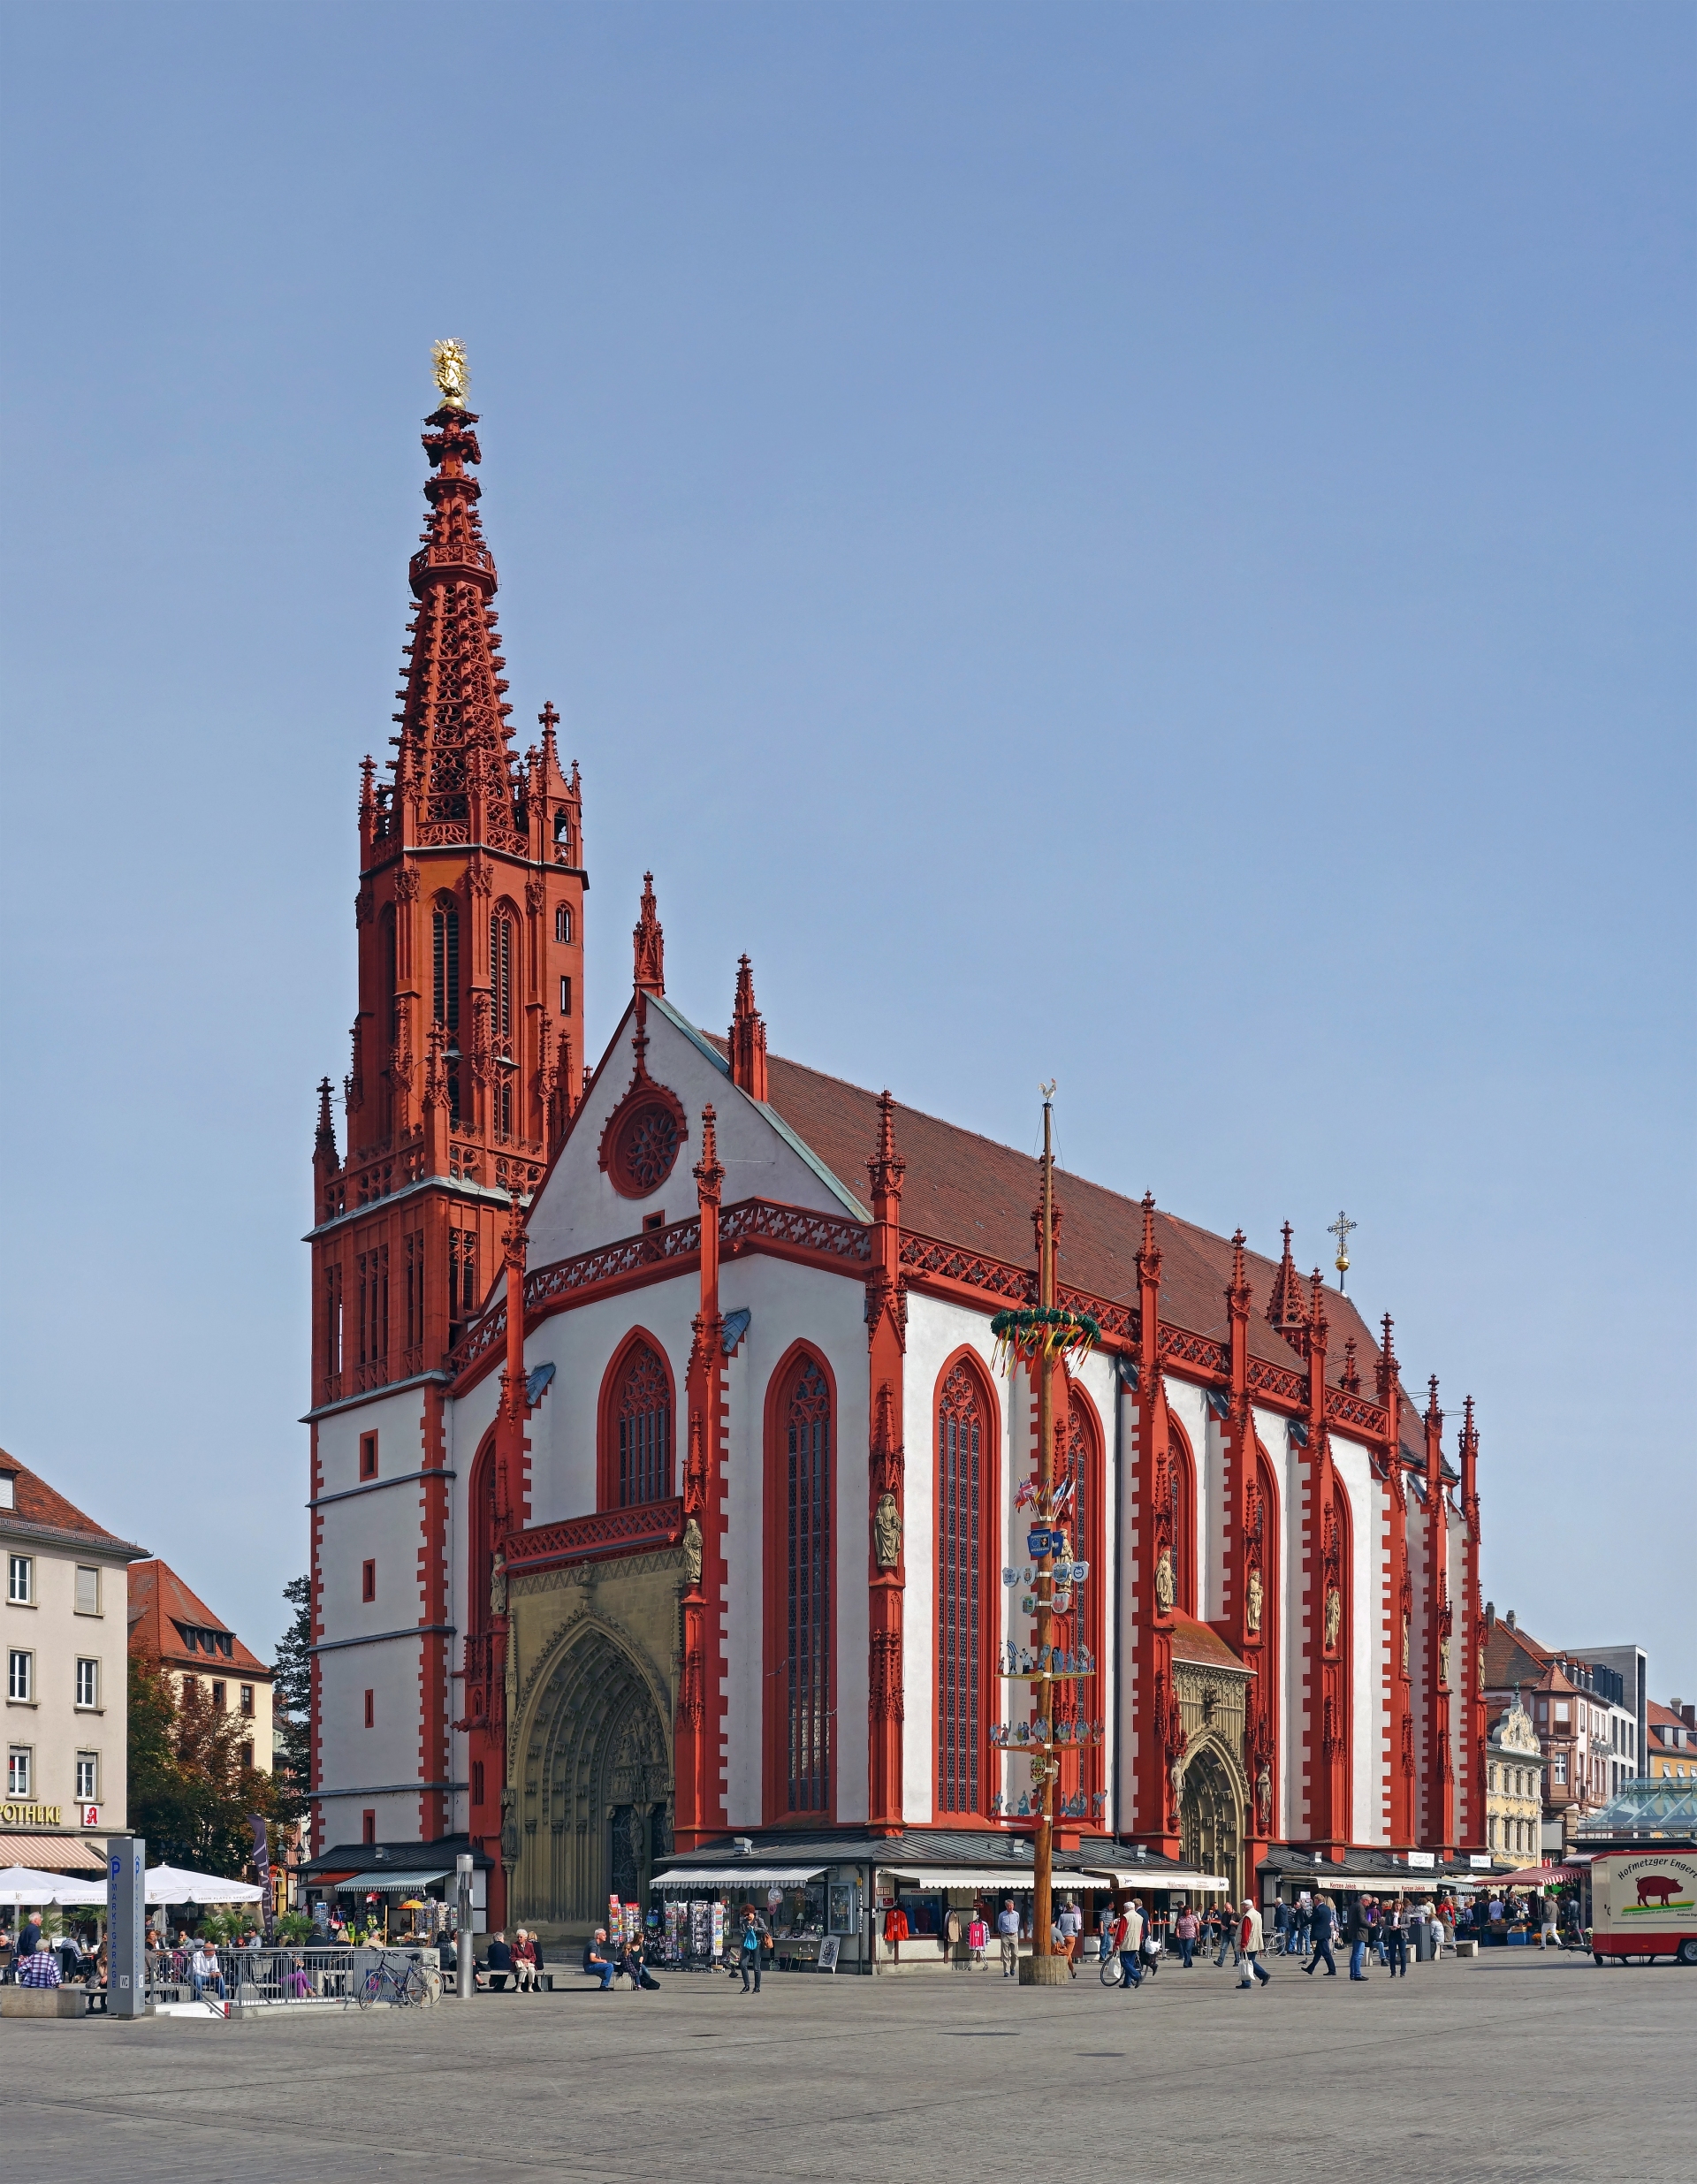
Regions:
[[1637, 1876, 1682, 1909]]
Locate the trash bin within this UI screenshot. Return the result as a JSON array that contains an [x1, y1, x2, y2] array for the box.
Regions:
[[1414, 1921, 1438, 1962]]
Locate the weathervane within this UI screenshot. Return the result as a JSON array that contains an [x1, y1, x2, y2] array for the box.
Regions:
[[431, 339, 469, 409], [1328, 1210, 1357, 1293]]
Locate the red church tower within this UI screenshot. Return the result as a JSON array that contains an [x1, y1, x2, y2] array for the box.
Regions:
[[307, 346, 586, 1852]]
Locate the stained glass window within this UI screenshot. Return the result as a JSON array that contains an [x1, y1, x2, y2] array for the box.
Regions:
[[784, 1358, 832, 1814], [616, 1343, 673, 1506], [937, 1361, 985, 1816]]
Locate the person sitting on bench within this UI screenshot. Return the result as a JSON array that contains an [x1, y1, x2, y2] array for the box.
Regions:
[[480, 1931, 514, 1990], [582, 1929, 618, 1990]]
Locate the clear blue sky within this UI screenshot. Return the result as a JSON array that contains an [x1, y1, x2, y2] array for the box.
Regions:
[[3, 4, 1692, 1687]]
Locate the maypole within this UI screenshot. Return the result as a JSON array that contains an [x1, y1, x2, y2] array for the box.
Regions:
[[991, 1087, 1100, 1985]]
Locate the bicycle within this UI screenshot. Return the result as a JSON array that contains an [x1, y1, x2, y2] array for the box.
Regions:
[[356, 1951, 429, 2009]]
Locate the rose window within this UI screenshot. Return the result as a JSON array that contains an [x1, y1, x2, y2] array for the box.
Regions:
[[616, 1101, 681, 1195]]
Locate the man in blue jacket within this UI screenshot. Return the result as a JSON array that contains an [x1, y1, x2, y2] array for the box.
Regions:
[[1303, 1894, 1338, 1976]]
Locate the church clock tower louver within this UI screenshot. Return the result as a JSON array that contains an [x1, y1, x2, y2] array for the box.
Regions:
[[307, 344, 585, 1853]]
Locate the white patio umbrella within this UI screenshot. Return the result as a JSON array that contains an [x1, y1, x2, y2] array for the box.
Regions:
[[0, 1864, 107, 1906], [144, 1864, 265, 1906]]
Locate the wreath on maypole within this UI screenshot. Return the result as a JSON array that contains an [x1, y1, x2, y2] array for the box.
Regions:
[[990, 1303, 1100, 1376]]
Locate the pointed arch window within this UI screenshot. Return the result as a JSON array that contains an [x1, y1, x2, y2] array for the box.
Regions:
[[432, 902, 461, 1125], [937, 1359, 990, 1818], [771, 1355, 832, 1817], [613, 1342, 673, 1507], [555, 903, 573, 944]]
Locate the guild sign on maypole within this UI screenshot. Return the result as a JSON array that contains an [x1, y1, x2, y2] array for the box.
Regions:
[[988, 1085, 1101, 1984]]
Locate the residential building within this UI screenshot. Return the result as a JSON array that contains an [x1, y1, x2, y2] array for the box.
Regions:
[[1485, 1698, 1543, 1866], [1, 1447, 147, 1860], [127, 1560, 275, 1774], [1482, 1612, 1637, 1851], [1563, 1643, 1648, 1784], [303, 357, 1497, 1937], [1647, 1699, 1697, 1781]]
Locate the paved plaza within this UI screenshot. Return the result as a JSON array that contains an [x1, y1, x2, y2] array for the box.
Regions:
[[2, 1950, 1692, 2182]]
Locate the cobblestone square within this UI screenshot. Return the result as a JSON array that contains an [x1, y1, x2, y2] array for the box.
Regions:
[[2, 1950, 1693, 2183]]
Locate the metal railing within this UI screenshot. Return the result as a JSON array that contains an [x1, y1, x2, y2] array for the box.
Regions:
[[146, 1944, 437, 2012]]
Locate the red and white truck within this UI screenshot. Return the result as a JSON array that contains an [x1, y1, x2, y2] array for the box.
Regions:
[[1588, 1849, 1697, 1966]]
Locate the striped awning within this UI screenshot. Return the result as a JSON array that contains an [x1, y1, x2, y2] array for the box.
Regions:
[[0, 1835, 106, 1872]]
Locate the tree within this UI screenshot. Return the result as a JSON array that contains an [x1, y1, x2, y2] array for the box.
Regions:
[[126, 1657, 296, 1876], [273, 1574, 313, 1812]]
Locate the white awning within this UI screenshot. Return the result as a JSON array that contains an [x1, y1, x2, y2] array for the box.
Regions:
[[335, 1870, 451, 1893], [884, 1868, 1043, 1890], [652, 1865, 826, 1888], [1074, 1866, 1233, 1891]]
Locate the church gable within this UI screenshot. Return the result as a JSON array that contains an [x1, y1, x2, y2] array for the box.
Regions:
[[522, 989, 867, 1268]]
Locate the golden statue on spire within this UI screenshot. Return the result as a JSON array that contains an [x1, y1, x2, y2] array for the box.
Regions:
[[430, 339, 469, 409]]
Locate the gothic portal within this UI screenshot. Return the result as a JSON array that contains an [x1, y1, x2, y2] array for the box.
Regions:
[[514, 1622, 672, 1929]]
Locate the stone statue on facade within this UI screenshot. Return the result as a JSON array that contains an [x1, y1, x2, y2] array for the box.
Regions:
[[681, 1516, 703, 1585], [1323, 1587, 1341, 1650], [1154, 1546, 1176, 1614], [1245, 1565, 1263, 1635], [1439, 1633, 1451, 1688], [1402, 1611, 1411, 1677], [490, 1550, 507, 1617], [1256, 1762, 1272, 1824], [873, 1492, 903, 1570]]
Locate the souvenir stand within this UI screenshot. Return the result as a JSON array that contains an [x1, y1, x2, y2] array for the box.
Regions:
[[649, 1864, 832, 1970]]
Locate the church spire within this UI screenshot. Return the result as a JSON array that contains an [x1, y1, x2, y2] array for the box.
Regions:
[[385, 343, 524, 856], [633, 873, 665, 996], [728, 955, 769, 1100]]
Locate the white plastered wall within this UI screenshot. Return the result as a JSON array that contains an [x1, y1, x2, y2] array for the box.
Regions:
[[1165, 1376, 1210, 1621], [718, 1254, 869, 1830], [522, 999, 862, 1270], [1269, 1412, 1309, 1839], [1331, 1434, 1385, 1848]]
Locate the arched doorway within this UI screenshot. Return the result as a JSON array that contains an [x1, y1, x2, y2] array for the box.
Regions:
[[1179, 1743, 1243, 1900], [515, 1623, 671, 1934]]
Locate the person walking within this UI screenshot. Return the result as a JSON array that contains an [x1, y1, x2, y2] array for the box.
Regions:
[[1385, 1898, 1410, 1979], [997, 1899, 1021, 1978], [1272, 1899, 1290, 1956], [1115, 1899, 1145, 1991], [1057, 1897, 1084, 1976], [1214, 1900, 1242, 1971], [1304, 1895, 1338, 1976], [1344, 1896, 1370, 1981], [1175, 1906, 1199, 1968], [1236, 1900, 1272, 1990], [737, 1906, 768, 1994], [1292, 1895, 1312, 1960]]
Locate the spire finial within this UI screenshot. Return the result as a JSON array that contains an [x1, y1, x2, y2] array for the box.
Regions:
[[1327, 1209, 1357, 1292], [431, 339, 468, 409], [728, 954, 768, 1100], [314, 1077, 338, 1167], [694, 1102, 724, 1205], [868, 1089, 905, 1208], [1266, 1221, 1306, 1336], [633, 873, 665, 996]]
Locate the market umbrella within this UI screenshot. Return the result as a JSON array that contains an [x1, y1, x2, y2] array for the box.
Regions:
[[0, 1865, 108, 1906], [144, 1865, 265, 1906]]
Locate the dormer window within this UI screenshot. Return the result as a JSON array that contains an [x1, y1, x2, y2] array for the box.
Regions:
[[0, 1473, 13, 1511]]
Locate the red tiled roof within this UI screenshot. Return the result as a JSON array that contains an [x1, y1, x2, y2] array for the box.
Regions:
[[743, 1047, 1417, 1415], [0, 1447, 146, 1556], [127, 1558, 270, 1679], [1169, 1613, 1247, 1670]]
